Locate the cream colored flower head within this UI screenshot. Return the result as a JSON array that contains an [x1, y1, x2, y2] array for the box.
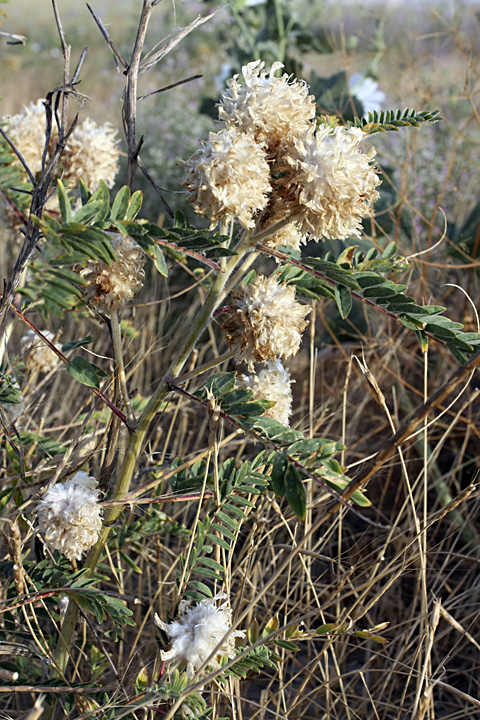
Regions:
[[2, 103, 120, 192], [20, 329, 60, 374], [3, 99, 50, 175], [36, 471, 102, 561], [154, 593, 245, 677], [63, 117, 120, 190], [237, 360, 293, 426], [183, 127, 271, 229], [219, 60, 316, 151], [220, 274, 310, 369], [284, 123, 381, 241], [79, 234, 145, 314]]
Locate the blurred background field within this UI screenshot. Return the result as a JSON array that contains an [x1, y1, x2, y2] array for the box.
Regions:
[[1, 1, 480, 718]]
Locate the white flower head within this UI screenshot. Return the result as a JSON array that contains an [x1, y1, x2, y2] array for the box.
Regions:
[[236, 360, 293, 426], [155, 593, 245, 676], [220, 275, 310, 369], [20, 329, 61, 374], [36, 471, 102, 561], [2, 102, 120, 192], [284, 123, 381, 240], [183, 127, 271, 229], [219, 60, 316, 151]]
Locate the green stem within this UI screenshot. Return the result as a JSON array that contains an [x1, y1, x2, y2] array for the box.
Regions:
[[111, 312, 135, 425], [49, 234, 256, 686]]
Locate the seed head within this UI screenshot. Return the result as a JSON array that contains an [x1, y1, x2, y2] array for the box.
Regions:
[[2, 102, 120, 192], [262, 221, 304, 255]]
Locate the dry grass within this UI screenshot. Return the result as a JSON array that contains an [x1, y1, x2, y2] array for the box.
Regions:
[[1, 1, 480, 719]]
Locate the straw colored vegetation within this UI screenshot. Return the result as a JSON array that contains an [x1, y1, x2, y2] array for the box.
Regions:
[[0, 1, 479, 719]]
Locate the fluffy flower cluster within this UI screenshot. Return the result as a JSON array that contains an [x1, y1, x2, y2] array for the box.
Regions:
[[236, 360, 293, 426], [220, 274, 310, 370], [3, 100, 120, 190], [62, 117, 120, 190], [36, 471, 102, 561], [218, 60, 316, 151], [183, 127, 271, 229], [3, 99, 48, 175], [155, 594, 245, 677], [183, 60, 381, 241], [20, 329, 61, 374], [283, 124, 381, 240], [79, 234, 145, 314]]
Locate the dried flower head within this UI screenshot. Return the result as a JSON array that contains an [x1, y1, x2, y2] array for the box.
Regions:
[[36, 471, 102, 561], [79, 234, 145, 314], [284, 124, 381, 240], [20, 329, 60, 374], [154, 593, 245, 677], [183, 127, 271, 229], [2, 102, 120, 192], [220, 275, 310, 368], [63, 117, 120, 190], [219, 60, 316, 151], [237, 360, 293, 426]]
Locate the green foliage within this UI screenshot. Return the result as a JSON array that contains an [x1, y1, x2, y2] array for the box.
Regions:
[[350, 108, 442, 134], [19, 188, 241, 317], [71, 589, 135, 641], [197, 372, 369, 512], [0, 369, 22, 406], [66, 356, 109, 390], [156, 671, 215, 719], [276, 244, 480, 363], [217, 644, 278, 681], [175, 455, 269, 601], [17, 259, 85, 318]]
